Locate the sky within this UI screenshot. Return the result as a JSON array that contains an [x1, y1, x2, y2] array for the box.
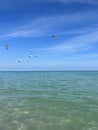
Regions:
[[0, 0, 98, 71]]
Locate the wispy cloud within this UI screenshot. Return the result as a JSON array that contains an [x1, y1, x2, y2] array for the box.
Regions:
[[51, 31, 98, 52], [70, 53, 98, 60], [0, 0, 98, 8], [0, 10, 98, 39], [30, 30, 98, 54], [0, 0, 98, 10], [48, 0, 98, 4], [0, 10, 98, 56]]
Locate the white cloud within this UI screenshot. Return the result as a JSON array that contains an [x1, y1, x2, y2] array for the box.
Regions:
[[52, 31, 98, 52], [71, 53, 98, 60], [0, 11, 98, 56], [0, 10, 98, 39], [49, 0, 98, 4], [30, 31, 98, 54], [0, 0, 97, 10]]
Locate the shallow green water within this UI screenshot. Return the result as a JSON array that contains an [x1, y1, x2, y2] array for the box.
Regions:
[[0, 71, 98, 130]]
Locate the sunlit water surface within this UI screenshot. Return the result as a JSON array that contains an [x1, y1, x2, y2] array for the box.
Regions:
[[0, 71, 98, 130]]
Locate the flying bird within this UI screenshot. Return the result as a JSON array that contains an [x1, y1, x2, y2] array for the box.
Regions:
[[28, 53, 33, 58], [52, 35, 58, 39], [5, 43, 8, 50], [18, 58, 22, 63], [34, 54, 39, 58]]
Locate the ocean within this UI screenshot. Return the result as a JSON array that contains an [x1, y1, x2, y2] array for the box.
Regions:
[[0, 71, 98, 130]]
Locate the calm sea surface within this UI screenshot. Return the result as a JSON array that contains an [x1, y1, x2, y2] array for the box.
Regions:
[[0, 71, 98, 130]]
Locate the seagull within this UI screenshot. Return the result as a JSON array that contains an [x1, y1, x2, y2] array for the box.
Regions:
[[28, 53, 33, 58], [52, 35, 58, 39], [18, 58, 22, 63], [34, 54, 39, 58], [5, 43, 8, 50]]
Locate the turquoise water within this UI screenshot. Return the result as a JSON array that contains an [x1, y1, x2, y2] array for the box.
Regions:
[[0, 71, 98, 130]]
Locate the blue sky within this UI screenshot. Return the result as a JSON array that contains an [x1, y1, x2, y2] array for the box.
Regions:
[[0, 0, 98, 70]]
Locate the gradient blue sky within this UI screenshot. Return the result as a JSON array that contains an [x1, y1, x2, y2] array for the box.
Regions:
[[0, 0, 98, 70]]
